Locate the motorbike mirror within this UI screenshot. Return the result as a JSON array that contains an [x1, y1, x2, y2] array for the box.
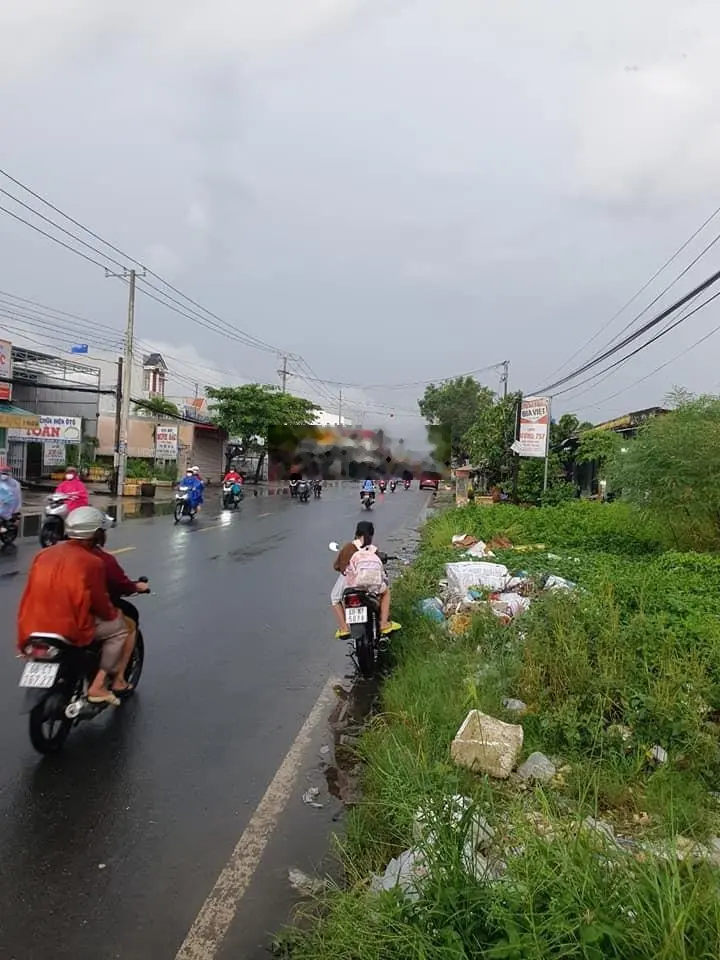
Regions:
[[328, 541, 340, 552]]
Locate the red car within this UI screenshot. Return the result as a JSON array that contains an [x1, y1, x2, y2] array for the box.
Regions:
[[419, 471, 441, 491]]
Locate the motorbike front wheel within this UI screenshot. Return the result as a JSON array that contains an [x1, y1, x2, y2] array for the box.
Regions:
[[173, 502, 184, 524], [29, 689, 74, 754], [125, 629, 144, 689]]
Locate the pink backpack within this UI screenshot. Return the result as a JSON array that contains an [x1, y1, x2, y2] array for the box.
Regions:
[[346, 545, 385, 591]]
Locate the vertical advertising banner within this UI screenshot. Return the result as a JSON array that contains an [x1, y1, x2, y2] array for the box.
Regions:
[[0, 339, 12, 402], [513, 396, 551, 458], [155, 425, 178, 459]]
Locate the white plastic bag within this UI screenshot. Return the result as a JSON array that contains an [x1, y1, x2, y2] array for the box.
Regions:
[[445, 561, 509, 594]]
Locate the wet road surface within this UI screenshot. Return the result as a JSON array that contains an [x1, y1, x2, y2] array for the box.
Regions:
[[0, 484, 427, 960]]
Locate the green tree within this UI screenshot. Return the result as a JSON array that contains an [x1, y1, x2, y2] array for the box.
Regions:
[[462, 391, 520, 488], [613, 396, 720, 549], [418, 377, 495, 460], [207, 384, 319, 480], [133, 397, 180, 418]]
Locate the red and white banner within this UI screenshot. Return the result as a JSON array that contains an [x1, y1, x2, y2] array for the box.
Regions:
[[0, 339, 12, 402], [512, 396, 551, 459]]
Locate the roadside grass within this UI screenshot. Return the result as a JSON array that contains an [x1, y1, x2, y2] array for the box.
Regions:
[[278, 501, 720, 959]]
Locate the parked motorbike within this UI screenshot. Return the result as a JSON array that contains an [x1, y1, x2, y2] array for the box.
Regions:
[[361, 490, 375, 511], [18, 579, 149, 754], [312, 479, 323, 499], [222, 482, 244, 510], [174, 484, 197, 523], [390, 480, 397, 493], [297, 479, 311, 503], [329, 542, 400, 678], [0, 512, 21, 548]]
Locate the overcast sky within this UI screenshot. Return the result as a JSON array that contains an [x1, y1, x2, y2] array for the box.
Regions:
[[2, 0, 720, 438]]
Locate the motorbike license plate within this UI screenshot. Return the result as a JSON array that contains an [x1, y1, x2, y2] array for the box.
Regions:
[[19, 662, 59, 689], [345, 606, 368, 624]]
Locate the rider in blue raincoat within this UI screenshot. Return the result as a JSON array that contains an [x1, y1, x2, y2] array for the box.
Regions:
[[0, 463, 22, 520], [181, 467, 204, 512]]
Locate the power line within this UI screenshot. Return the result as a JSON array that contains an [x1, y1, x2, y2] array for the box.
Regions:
[[543, 200, 720, 381], [549, 287, 720, 400], [536, 266, 720, 395], [0, 168, 286, 358]]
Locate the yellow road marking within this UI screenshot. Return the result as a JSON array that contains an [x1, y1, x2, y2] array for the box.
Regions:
[[109, 546, 136, 555]]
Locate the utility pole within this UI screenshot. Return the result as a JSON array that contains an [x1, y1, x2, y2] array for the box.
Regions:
[[112, 356, 123, 495], [117, 268, 136, 494], [500, 360, 510, 399], [338, 388, 343, 426], [278, 355, 288, 393], [194, 382, 199, 399]]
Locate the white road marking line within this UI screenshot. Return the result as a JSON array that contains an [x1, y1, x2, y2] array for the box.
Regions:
[[109, 546, 136, 555], [175, 677, 340, 959], [257, 512, 271, 518]]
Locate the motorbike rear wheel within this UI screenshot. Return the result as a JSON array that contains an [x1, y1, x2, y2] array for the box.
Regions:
[[29, 689, 74, 754], [39, 519, 61, 548], [355, 634, 375, 678]]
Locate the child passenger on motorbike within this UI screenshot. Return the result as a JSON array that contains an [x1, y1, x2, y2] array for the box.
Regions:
[[330, 520, 401, 639]]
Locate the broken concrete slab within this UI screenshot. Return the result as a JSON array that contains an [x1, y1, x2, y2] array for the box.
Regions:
[[451, 710, 524, 779]]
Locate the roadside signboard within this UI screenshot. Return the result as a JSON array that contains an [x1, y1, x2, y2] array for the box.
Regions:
[[512, 396, 551, 458], [0, 338, 12, 401], [155, 424, 178, 459], [43, 441, 66, 466], [8, 415, 82, 443]]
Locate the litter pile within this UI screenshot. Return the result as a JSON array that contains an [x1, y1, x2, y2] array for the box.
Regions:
[[418, 532, 576, 630]]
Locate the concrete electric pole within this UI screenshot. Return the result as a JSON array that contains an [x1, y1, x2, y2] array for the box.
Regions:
[[338, 388, 343, 426], [278, 355, 288, 393], [500, 360, 510, 399], [116, 268, 137, 494]]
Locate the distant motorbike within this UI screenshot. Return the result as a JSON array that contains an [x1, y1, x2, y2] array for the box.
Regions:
[[18, 578, 149, 754], [222, 481, 244, 510], [404, 479, 411, 490], [329, 542, 400, 678], [174, 484, 198, 523], [289, 479, 299, 498], [378, 479, 387, 493], [361, 490, 375, 511], [390, 480, 397, 493], [297, 480, 311, 503], [312, 479, 323, 499], [0, 512, 21, 548]]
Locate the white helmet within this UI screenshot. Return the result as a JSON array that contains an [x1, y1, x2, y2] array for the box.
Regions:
[[65, 506, 107, 539], [191, 465, 200, 474]]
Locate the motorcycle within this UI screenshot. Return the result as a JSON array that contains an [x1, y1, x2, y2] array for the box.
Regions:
[[312, 479, 323, 499], [0, 512, 21, 548], [404, 479, 411, 490], [378, 479, 387, 494], [329, 542, 400, 678], [222, 481, 244, 510], [289, 478, 299, 498], [40, 495, 114, 547], [174, 484, 198, 523], [389, 480, 397, 493], [18, 578, 149, 754], [360, 490, 375, 511], [297, 480, 311, 503]]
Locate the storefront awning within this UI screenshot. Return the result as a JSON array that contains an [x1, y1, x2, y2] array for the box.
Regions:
[[0, 404, 40, 430]]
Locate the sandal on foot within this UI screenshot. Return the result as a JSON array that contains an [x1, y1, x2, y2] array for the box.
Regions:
[[88, 692, 121, 707], [380, 621, 402, 636], [334, 629, 351, 640], [111, 682, 134, 695]]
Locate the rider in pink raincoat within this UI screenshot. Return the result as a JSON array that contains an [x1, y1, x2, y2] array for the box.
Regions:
[[55, 467, 89, 513]]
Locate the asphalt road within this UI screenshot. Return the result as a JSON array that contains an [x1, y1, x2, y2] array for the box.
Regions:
[[0, 484, 427, 960]]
